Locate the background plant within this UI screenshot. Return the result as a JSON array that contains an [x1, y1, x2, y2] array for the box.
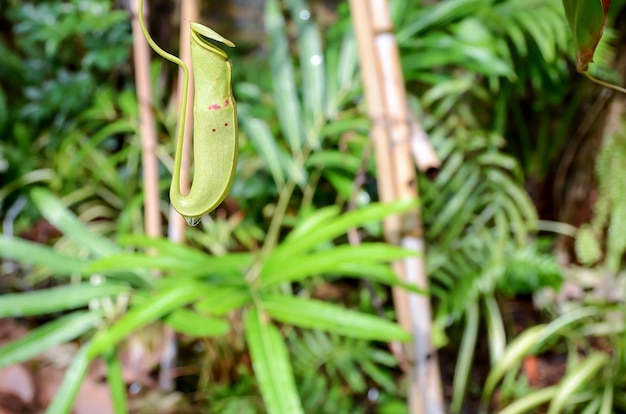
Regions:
[[0, 0, 421, 412], [3, 0, 626, 412]]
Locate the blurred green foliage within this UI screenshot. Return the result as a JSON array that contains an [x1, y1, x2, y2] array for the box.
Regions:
[[0, 0, 133, 217], [2, 0, 626, 412]]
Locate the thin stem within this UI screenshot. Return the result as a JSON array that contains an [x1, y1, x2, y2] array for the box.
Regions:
[[137, 0, 189, 196], [585, 72, 626, 94], [300, 168, 321, 213], [264, 179, 298, 257], [262, 148, 310, 257], [246, 148, 311, 285]]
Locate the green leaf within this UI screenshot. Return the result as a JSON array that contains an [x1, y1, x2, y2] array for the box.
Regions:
[[104, 349, 128, 414], [481, 324, 546, 406], [241, 116, 286, 187], [287, 0, 326, 137], [535, 307, 602, 348], [562, 0, 610, 72], [0, 235, 90, 276], [497, 386, 558, 414], [262, 295, 411, 341], [266, 0, 306, 153], [89, 247, 251, 280], [305, 151, 363, 172], [164, 308, 229, 337], [547, 352, 609, 414], [88, 281, 212, 357], [117, 235, 219, 263], [194, 285, 252, 315], [575, 224, 602, 265], [0, 284, 128, 317], [46, 344, 91, 414], [245, 307, 304, 414], [272, 199, 418, 262], [287, 205, 341, 241], [30, 187, 120, 257], [260, 243, 417, 287], [396, 0, 485, 41], [0, 311, 103, 369], [325, 262, 428, 295]]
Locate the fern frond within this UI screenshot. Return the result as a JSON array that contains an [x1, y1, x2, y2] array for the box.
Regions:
[[288, 330, 399, 413]]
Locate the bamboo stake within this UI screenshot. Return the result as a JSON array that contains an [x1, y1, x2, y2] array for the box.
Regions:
[[158, 0, 201, 390], [131, 0, 178, 392], [410, 115, 440, 178], [349, 1, 444, 413], [131, 0, 162, 239]]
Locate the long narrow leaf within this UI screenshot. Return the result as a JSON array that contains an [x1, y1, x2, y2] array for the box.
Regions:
[[497, 385, 558, 414], [266, 0, 305, 153], [45, 344, 91, 414], [117, 235, 218, 263], [547, 352, 609, 414], [0, 284, 128, 317], [0, 311, 103, 369], [481, 324, 546, 406], [194, 285, 252, 315], [262, 295, 411, 341], [0, 235, 90, 276], [272, 199, 417, 262], [535, 307, 602, 349], [164, 308, 229, 337], [245, 307, 304, 414], [104, 349, 128, 414], [261, 243, 416, 287], [88, 281, 212, 357], [31, 188, 120, 257], [240, 116, 286, 187], [483, 295, 506, 365], [287, 204, 341, 241], [562, 0, 609, 72], [288, 0, 326, 142], [325, 262, 427, 294], [451, 302, 479, 413]]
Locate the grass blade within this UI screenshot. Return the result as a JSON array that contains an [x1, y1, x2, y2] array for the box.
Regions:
[[31, 188, 120, 257], [266, 0, 305, 153], [481, 324, 545, 408], [194, 285, 252, 316], [165, 308, 229, 337], [451, 302, 479, 413], [0, 311, 103, 369], [497, 385, 558, 414], [0, 235, 90, 276], [287, 0, 325, 144], [104, 349, 128, 414], [272, 199, 417, 262], [45, 344, 91, 414], [262, 295, 410, 341], [245, 307, 304, 414], [0, 284, 128, 318], [261, 243, 416, 287], [241, 116, 286, 187], [88, 281, 212, 357], [547, 352, 609, 414]]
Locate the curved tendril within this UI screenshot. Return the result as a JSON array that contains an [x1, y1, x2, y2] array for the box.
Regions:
[[584, 72, 626, 95], [137, 0, 189, 198]]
